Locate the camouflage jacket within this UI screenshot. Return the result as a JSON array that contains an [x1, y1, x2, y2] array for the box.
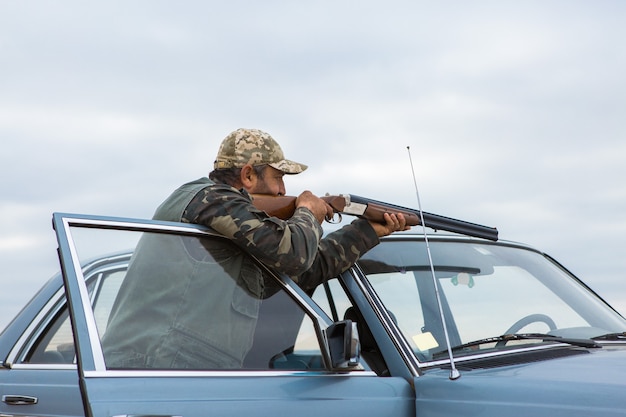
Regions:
[[101, 177, 381, 369], [158, 177, 380, 291]]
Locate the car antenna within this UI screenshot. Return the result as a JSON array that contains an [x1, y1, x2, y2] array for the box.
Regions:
[[407, 146, 461, 380]]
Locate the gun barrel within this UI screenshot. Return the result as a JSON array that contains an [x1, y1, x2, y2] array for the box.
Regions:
[[349, 195, 498, 241]]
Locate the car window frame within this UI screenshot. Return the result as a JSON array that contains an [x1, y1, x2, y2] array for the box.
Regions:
[[6, 285, 72, 370], [53, 212, 361, 375], [6, 252, 133, 369]]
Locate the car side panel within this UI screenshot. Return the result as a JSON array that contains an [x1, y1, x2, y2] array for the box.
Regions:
[[52, 214, 416, 417], [0, 368, 83, 417], [82, 373, 414, 417]]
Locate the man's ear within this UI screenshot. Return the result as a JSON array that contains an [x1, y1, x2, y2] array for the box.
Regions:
[[240, 164, 257, 189]]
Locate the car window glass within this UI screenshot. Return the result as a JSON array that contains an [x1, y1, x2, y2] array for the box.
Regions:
[[243, 289, 324, 371], [64, 226, 327, 371], [92, 270, 126, 337], [23, 269, 124, 364], [23, 305, 74, 364], [312, 279, 353, 322], [359, 240, 626, 361]]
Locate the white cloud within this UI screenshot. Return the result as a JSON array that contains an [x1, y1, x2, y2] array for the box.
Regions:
[[0, 235, 42, 251], [2, 0, 626, 330]]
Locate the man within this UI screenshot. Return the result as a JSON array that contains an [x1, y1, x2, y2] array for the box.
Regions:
[[102, 128, 408, 369]]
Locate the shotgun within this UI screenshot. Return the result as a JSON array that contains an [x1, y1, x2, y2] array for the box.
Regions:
[[252, 194, 499, 241]]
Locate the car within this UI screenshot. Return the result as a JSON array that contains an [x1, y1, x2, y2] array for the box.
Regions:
[[1, 211, 626, 417]]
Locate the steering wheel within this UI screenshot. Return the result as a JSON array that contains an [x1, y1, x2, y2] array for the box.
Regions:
[[504, 313, 557, 335]]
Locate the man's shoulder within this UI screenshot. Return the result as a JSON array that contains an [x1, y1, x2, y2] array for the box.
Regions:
[[176, 177, 243, 196], [181, 177, 214, 189], [153, 178, 216, 221]]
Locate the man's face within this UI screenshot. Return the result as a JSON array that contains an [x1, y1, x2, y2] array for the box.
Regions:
[[248, 166, 286, 196]]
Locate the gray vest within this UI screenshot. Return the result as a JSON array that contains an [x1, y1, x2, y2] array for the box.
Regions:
[[152, 177, 213, 222], [102, 178, 263, 369]]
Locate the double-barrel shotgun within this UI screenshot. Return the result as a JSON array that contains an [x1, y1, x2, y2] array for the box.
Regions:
[[252, 193, 498, 241]]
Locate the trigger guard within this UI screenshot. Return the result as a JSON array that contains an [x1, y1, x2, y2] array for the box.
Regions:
[[325, 212, 342, 224]]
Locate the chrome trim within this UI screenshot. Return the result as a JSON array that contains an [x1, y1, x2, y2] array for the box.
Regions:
[[83, 369, 377, 378], [379, 232, 540, 252], [2, 394, 38, 405], [81, 252, 133, 275], [59, 214, 342, 374], [61, 217, 108, 371], [420, 343, 588, 368], [6, 364, 375, 377], [89, 272, 104, 305], [342, 201, 367, 216], [5, 288, 66, 367], [348, 265, 421, 376], [9, 363, 76, 370], [597, 341, 626, 347], [112, 415, 182, 417], [61, 215, 219, 236]]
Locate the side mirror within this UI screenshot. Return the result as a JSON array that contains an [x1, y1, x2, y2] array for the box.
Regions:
[[326, 320, 361, 370]]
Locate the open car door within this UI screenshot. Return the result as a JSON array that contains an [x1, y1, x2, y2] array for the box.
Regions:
[[53, 212, 414, 417]]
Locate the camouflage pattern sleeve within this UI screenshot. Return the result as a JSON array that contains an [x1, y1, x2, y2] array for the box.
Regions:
[[293, 218, 380, 291], [183, 184, 324, 277]]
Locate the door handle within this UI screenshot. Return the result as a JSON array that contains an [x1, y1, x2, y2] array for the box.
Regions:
[[2, 395, 38, 405]]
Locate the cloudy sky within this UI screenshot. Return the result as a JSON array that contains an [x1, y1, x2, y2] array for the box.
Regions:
[[1, 1, 625, 330]]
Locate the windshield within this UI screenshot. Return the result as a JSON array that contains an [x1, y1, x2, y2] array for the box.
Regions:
[[359, 237, 626, 362]]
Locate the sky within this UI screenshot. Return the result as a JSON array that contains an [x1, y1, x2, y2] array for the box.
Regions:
[[1, 1, 625, 330]]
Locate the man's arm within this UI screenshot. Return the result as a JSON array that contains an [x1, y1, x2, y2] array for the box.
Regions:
[[293, 218, 380, 291], [184, 184, 324, 277]]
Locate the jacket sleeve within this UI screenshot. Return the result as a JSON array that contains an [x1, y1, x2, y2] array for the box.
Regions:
[[183, 184, 324, 277], [292, 218, 380, 291]]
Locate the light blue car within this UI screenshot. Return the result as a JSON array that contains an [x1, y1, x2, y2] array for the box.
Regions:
[[1, 212, 625, 416]]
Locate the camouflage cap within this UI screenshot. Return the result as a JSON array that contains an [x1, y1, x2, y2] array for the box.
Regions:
[[214, 128, 307, 174]]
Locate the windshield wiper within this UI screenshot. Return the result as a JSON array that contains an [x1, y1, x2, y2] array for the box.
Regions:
[[592, 331, 626, 341], [446, 333, 601, 353]]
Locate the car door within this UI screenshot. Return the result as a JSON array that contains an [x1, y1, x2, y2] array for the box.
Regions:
[[0, 250, 132, 417], [53, 212, 414, 417], [0, 295, 84, 417]]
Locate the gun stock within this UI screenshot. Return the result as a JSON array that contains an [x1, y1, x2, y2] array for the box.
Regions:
[[251, 195, 299, 220], [251, 194, 498, 241]]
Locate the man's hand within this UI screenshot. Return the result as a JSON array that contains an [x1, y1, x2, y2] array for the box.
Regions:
[[369, 212, 411, 237], [295, 190, 334, 224]]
